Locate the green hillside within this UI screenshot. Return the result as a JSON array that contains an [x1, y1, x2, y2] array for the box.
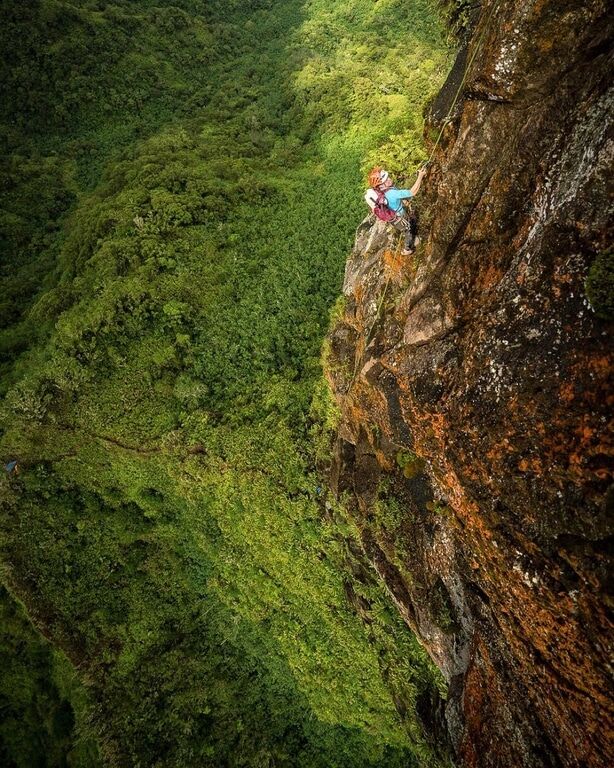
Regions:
[[0, 1, 451, 765]]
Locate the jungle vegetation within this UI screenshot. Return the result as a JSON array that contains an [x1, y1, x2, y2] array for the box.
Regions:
[[0, 1, 451, 765]]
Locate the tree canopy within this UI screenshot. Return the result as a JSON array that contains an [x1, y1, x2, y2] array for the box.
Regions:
[[0, 1, 451, 765]]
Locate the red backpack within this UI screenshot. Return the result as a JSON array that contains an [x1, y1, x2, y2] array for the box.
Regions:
[[373, 190, 396, 222]]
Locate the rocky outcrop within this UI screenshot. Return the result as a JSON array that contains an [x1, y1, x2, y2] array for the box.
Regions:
[[325, 1, 613, 765]]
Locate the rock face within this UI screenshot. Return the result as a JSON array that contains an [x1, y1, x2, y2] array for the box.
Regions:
[[325, 1, 613, 766]]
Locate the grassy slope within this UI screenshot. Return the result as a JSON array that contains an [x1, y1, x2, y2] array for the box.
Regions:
[[0, 1, 451, 765]]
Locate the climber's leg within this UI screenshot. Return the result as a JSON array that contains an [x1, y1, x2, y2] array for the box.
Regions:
[[403, 227, 415, 253], [400, 210, 418, 255]]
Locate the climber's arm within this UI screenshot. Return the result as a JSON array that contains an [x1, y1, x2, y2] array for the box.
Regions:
[[410, 167, 428, 196], [395, 166, 427, 201]]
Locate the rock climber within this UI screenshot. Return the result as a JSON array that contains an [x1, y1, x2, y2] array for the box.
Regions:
[[365, 166, 427, 255]]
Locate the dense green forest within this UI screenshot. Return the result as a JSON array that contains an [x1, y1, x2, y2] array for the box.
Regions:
[[0, 1, 451, 765]]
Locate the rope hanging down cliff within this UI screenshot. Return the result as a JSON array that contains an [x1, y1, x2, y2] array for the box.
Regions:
[[426, 0, 500, 164]]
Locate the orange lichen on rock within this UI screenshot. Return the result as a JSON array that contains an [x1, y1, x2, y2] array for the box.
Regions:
[[517, 456, 544, 474], [382, 248, 413, 285], [559, 380, 575, 404], [476, 262, 504, 292]]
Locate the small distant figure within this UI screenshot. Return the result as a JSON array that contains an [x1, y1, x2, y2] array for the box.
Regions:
[[4, 460, 19, 475], [365, 166, 427, 255]]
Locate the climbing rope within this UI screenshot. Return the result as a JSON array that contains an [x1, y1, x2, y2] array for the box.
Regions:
[[424, 0, 500, 168], [350, 216, 417, 384], [350, 230, 406, 382], [350, 275, 391, 383]]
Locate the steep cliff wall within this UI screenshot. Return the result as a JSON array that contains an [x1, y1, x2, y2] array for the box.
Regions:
[[326, 1, 613, 765]]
